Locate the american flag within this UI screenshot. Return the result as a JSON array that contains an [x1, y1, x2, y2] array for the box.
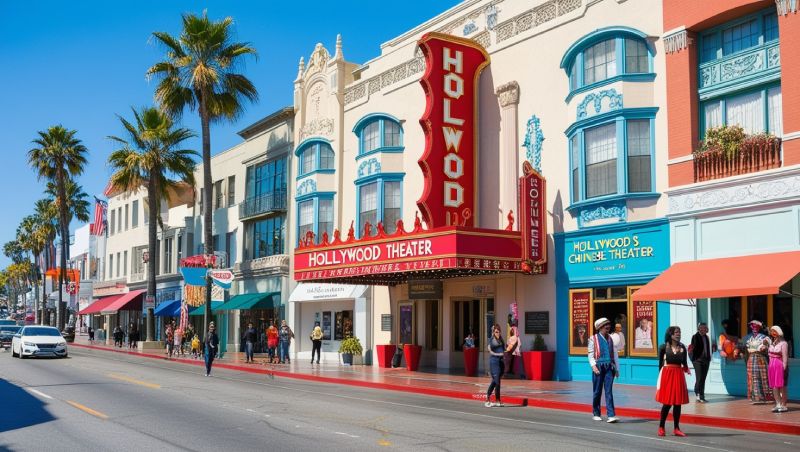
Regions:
[[91, 197, 107, 236]]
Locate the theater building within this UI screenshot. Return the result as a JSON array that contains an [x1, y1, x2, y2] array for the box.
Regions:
[[632, 0, 800, 398], [288, 0, 671, 374]]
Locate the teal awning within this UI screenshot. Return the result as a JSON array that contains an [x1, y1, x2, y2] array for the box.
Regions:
[[189, 301, 224, 316], [214, 292, 281, 311]]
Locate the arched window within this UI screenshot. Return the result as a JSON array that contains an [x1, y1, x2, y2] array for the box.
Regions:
[[353, 114, 404, 158], [561, 27, 654, 98], [295, 139, 335, 177]]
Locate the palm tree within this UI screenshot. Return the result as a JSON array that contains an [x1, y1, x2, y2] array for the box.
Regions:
[[16, 215, 41, 324], [32, 199, 58, 324], [147, 11, 258, 332], [107, 106, 198, 342], [28, 126, 88, 330]]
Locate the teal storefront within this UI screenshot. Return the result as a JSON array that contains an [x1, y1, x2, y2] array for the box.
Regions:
[[555, 218, 670, 385]]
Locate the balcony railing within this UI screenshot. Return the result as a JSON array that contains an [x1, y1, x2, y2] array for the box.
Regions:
[[699, 41, 780, 95], [694, 136, 781, 182], [238, 189, 287, 220]]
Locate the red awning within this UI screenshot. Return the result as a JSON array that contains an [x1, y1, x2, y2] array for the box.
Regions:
[[77, 294, 125, 315], [100, 289, 146, 314], [632, 251, 800, 301]]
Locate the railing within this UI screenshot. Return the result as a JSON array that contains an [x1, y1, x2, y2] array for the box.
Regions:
[[130, 272, 145, 283], [694, 136, 782, 182], [238, 189, 287, 220], [234, 254, 290, 274], [698, 41, 780, 94]]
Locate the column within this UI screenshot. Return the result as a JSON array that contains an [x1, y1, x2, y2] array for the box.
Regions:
[[663, 28, 699, 187], [777, 1, 800, 164], [495, 81, 520, 229]]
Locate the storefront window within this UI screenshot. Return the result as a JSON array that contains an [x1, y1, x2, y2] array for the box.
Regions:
[[322, 311, 332, 340], [335, 310, 353, 340]]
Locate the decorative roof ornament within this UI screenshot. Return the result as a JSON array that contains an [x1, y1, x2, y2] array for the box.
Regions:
[[306, 43, 330, 76], [295, 57, 305, 83], [333, 34, 343, 61]]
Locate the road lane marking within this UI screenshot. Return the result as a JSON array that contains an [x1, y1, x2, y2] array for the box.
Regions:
[[67, 400, 109, 419], [334, 432, 360, 438], [107, 373, 161, 389], [28, 389, 53, 400]]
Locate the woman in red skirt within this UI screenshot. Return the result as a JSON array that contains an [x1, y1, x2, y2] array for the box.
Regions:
[[656, 326, 691, 437]]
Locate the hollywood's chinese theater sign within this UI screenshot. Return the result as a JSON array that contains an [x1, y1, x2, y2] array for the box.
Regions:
[[294, 33, 547, 285]]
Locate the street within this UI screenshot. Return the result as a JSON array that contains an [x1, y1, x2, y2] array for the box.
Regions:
[[0, 348, 795, 451]]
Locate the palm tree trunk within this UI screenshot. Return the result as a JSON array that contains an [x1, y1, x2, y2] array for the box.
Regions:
[[146, 177, 158, 342], [33, 255, 40, 325], [200, 99, 213, 337], [58, 176, 69, 331]]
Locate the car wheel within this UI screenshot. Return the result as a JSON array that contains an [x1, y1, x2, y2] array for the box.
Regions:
[[12, 348, 18, 358]]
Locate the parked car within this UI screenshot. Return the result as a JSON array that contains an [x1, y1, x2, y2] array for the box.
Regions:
[[0, 319, 17, 327], [0, 326, 21, 349], [11, 326, 68, 359]]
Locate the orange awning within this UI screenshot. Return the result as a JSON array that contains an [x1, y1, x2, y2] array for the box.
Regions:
[[77, 294, 125, 315], [100, 289, 146, 314], [632, 251, 800, 301]]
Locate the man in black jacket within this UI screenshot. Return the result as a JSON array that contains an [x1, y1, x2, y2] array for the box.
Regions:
[[204, 323, 220, 377], [690, 323, 712, 403]]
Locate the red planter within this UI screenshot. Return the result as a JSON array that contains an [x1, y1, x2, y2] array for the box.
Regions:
[[463, 347, 479, 376], [524, 351, 555, 381], [403, 344, 422, 371], [376, 345, 396, 368]]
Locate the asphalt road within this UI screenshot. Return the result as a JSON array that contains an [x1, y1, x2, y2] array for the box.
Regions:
[[0, 347, 796, 452]]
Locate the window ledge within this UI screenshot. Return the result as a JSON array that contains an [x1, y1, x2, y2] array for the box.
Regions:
[[356, 146, 405, 161], [566, 192, 660, 214], [296, 169, 336, 181], [565, 73, 656, 103]]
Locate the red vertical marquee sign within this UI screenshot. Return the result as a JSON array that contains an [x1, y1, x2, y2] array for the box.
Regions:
[[417, 33, 489, 228], [519, 161, 547, 274]]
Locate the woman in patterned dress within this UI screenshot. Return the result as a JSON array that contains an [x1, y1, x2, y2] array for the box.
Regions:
[[743, 320, 772, 404]]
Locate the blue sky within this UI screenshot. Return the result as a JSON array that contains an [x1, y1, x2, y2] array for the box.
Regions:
[[0, 0, 461, 268]]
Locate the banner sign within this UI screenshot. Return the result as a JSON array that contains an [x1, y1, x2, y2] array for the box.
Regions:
[[408, 280, 443, 299], [208, 269, 234, 289], [519, 161, 547, 273], [569, 289, 592, 355], [294, 227, 522, 282], [417, 33, 489, 228], [180, 267, 208, 286], [629, 287, 657, 357]]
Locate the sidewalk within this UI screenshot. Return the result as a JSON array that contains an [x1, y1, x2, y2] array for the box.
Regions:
[[71, 334, 799, 435]]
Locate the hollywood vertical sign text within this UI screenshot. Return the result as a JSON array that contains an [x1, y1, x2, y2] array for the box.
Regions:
[[417, 33, 489, 228]]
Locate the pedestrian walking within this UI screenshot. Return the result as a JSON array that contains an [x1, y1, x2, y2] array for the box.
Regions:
[[113, 326, 124, 347], [656, 326, 690, 437], [88, 326, 94, 342], [588, 317, 619, 423], [768, 325, 789, 413], [266, 322, 279, 364], [743, 320, 772, 404], [310, 321, 323, 364], [689, 323, 711, 403], [128, 323, 138, 349], [278, 320, 294, 364], [485, 324, 505, 407], [243, 322, 257, 363], [165, 323, 174, 358], [191, 333, 202, 359], [174, 327, 184, 357], [204, 322, 220, 377]]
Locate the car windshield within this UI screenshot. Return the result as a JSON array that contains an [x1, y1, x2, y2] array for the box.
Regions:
[[23, 327, 62, 337]]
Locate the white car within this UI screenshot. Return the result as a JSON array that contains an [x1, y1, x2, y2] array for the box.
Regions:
[[11, 326, 68, 359]]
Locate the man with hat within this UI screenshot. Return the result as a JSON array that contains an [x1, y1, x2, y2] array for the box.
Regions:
[[743, 319, 772, 403], [588, 317, 619, 423]]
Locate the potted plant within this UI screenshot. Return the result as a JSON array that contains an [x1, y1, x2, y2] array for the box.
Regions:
[[338, 336, 363, 365], [523, 334, 556, 381], [376, 341, 397, 369]]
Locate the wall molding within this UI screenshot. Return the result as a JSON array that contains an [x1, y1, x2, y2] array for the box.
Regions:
[[663, 28, 692, 54]]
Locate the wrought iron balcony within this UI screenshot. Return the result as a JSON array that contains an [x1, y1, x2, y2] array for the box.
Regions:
[[694, 135, 781, 182], [699, 41, 780, 96], [239, 189, 287, 220]]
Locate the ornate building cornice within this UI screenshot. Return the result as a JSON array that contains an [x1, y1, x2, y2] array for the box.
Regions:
[[663, 29, 693, 54]]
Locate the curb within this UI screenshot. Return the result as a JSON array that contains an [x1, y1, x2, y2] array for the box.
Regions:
[[71, 343, 800, 436]]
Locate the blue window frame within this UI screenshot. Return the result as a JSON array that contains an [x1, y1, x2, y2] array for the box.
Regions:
[[352, 113, 404, 159], [566, 108, 657, 206], [296, 193, 335, 245], [355, 173, 404, 237], [700, 84, 782, 137], [699, 8, 779, 64], [295, 139, 335, 178], [561, 27, 654, 100]]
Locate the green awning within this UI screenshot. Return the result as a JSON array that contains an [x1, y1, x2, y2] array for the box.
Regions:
[[214, 292, 281, 311], [189, 301, 224, 316]]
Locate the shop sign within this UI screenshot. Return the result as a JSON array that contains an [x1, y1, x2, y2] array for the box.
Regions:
[[569, 289, 592, 355], [144, 295, 155, 309], [519, 161, 547, 274], [408, 280, 443, 299], [417, 33, 489, 228], [208, 269, 234, 289], [294, 228, 522, 281], [563, 221, 669, 282], [156, 287, 181, 304], [381, 314, 392, 332]]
